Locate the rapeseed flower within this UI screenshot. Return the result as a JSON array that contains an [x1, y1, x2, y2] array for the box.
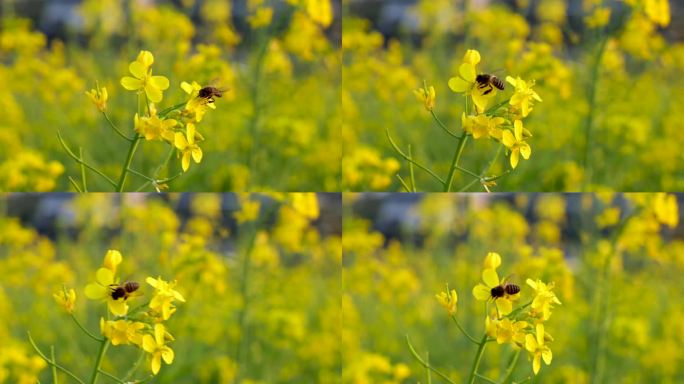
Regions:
[[506, 76, 542, 118], [496, 318, 528, 346], [525, 323, 553, 374], [147, 276, 186, 320], [413, 85, 435, 111], [462, 113, 504, 139], [135, 111, 177, 142], [85, 83, 108, 112], [53, 287, 76, 314], [174, 124, 203, 172], [120, 50, 170, 103], [473, 267, 520, 316], [84, 267, 128, 316], [448, 49, 496, 112], [100, 319, 145, 346], [502, 120, 531, 169], [435, 288, 458, 315], [142, 323, 175, 375], [526, 278, 561, 320]]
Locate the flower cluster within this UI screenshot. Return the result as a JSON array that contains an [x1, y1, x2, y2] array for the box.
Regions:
[[434, 251, 561, 378], [447, 49, 541, 169], [81, 249, 185, 375]]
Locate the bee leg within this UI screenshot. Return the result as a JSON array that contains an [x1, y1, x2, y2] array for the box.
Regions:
[[483, 86, 492, 95]]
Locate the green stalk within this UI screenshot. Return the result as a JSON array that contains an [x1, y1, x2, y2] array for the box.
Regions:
[[50, 346, 59, 384], [443, 134, 469, 192], [466, 334, 489, 384], [581, 36, 608, 191], [116, 134, 141, 192], [71, 314, 105, 342], [89, 339, 110, 384], [501, 349, 521, 384], [450, 315, 479, 344], [406, 335, 457, 384], [79, 147, 88, 192]]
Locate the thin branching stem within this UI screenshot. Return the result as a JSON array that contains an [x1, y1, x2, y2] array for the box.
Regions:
[[102, 112, 133, 141], [71, 314, 105, 342], [27, 332, 85, 384], [430, 110, 460, 138], [406, 335, 458, 384], [57, 131, 117, 188], [450, 315, 480, 344], [387, 128, 445, 184]]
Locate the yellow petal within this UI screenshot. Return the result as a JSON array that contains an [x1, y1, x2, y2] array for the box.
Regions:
[[161, 347, 174, 364], [525, 334, 537, 352], [129, 61, 146, 79], [108, 299, 128, 316], [482, 268, 499, 287], [182, 153, 191, 172], [180, 81, 195, 94], [121, 77, 143, 90], [150, 76, 170, 90], [542, 349, 552, 365], [514, 120, 523, 140], [448, 77, 469, 93], [137, 50, 154, 68], [520, 143, 531, 159], [85, 283, 106, 300], [459, 63, 476, 83], [483, 252, 501, 269], [502, 130, 515, 148], [472, 284, 491, 301], [463, 49, 481, 65], [536, 324, 545, 345], [496, 298, 512, 315], [151, 354, 161, 375], [510, 150, 520, 169], [192, 148, 203, 163], [533, 354, 541, 374], [174, 132, 187, 150], [142, 334, 156, 353], [145, 85, 163, 103], [96, 268, 114, 285]]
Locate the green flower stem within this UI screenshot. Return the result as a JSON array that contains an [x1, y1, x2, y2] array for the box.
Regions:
[[79, 147, 88, 192], [387, 128, 445, 185], [68, 177, 83, 192], [116, 134, 141, 192], [581, 35, 609, 191], [443, 134, 469, 192], [50, 345, 58, 384], [71, 313, 104, 342], [466, 333, 489, 384], [97, 369, 125, 383], [102, 112, 133, 141], [450, 315, 479, 344], [406, 335, 457, 384], [27, 332, 85, 384], [425, 351, 432, 384], [158, 102, 187, 118], [396, 174, 411, 192], [501, 349, 521, 384], [57, 131, 118, 188], [89, 339, 110, 384], [408, 145, 416, 191], [430, 110, 459, 138], [475, 373, 498, 383], [123, 349, 145, 382]]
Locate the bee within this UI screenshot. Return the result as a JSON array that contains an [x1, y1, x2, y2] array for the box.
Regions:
[[490, 276, 520, 300], [198, 85, 227, 103], [475, 74, 505, 95], [109, 281, 140, 301]]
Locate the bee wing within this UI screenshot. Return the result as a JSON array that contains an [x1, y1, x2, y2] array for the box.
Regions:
[[501, 273, 517, 285]]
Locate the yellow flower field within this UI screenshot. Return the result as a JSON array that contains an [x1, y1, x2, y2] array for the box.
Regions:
[[343, 193, 684, 383], [342, 0, 684, 192], [0, 0, 340, 191], [0, 193, 341, 383]]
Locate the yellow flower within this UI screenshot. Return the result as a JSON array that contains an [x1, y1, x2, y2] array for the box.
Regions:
[[652, 193, 678, 228], [53, 288, 76, 314], [496, 318, 528, 346], [174, 124, 203, 172], [435, 288, 458, 316], [472, 268, 520, 316], [85, 84, 108, 112], [100, 318, 145, 346], [235, 195, 261, 223], [413, 85, 436, 111], [181, 81, 216, 123], [306, 0, 333, 27], [462, 113, 505, 140], [525, 323, 553, 375], [135, 112, 177, 142], [526, 278, 561, 321], [120, 50, 170, 103], [644, 0, 670, 27], [502, 120, 531, 169], [448, 49, 496, 112], [142, 324, 175, 375], [147, 276, 186, 320], [84, 267, 128, 316], [506, 76, 542, 118], [248, 6, 273, 28], [103, 249, 122, 274]]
